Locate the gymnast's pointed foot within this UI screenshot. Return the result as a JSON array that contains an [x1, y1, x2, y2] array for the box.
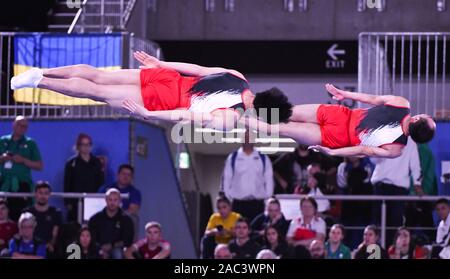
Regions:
[[10, 68, 44, 90]]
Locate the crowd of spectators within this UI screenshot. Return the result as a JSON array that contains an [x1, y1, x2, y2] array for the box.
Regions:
[[0, 115, 449, 259], [0, 116, 169, 259], [200, 132, 449, 259]]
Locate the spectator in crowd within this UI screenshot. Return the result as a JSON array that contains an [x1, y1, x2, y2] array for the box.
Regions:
[[64, 133, 104, 223], [337, 157, 373, 248], [88, 188, 134, 259], [125, 222, 171, 259], [325, 224, 351, 259], [309, 239, 325, 259], [295, 165, 330, 213], [262, 225, 291, 258], [387, 227, 428, 259], [0, 200, 18, 256], [353, 225, 389, 259], [286, 197, 326, 248], [432, 198, 450, 258], [9, 212, 46, 259], [228, 218, 261, 259], [214, 244, 232, 259], [222, 131, 274, 221], [74, 226, 100, 259], [22, 181, 62, 258], [370, 137, 421, 244], [201, 194, 241, 259], [99, 164, 142, 240], [406, 142, 438, 243], [256, 249, 278, 259], [272, 145, 317, 194], [250, 197, 290, 245], [0, 116, 43, 221]]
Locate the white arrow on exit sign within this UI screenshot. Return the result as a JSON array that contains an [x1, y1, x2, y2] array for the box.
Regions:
[[327, 44, 346, 60]]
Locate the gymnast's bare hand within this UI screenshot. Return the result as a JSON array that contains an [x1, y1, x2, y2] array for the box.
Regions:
[[122, 99, 150, 120], [134, 51, 161, 69], [325, 83, 346, 101], [308, 145, 333, 156]]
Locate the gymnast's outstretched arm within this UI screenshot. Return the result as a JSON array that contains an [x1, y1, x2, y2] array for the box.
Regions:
[[308, 144, 404, 158], [325, 83, 410, 107], [134, 51, 245, 79], [122, 99, 240, 131]]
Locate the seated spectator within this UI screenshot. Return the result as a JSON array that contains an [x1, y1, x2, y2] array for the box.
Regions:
[[299, 172, 330, 213], [228, 218, 261, 259], [125, 222, 171, 259], [273, 145, 317, 194], [287, 197, 326, 248], [88, 188, 134, 259], [214, 244, 232, 259], [256, 249, 278, 259], [64, 133, 104, 223], [432, 198, 450, 258], [388, 227, 428, 259], [353, 225, 389, 259], [309, 239, 325, 259], [74, 226, 100, 259], [325, 224, 351, 259], [99, 164, 142, 240], [337, 157, 373, 249], [0, 199, 18, 257], [262, 225, 291, 258], [22, 181, 62, 258], [9, 212, 46, 259], [201, 194, 241, 259], [250, 197, 290, 244]]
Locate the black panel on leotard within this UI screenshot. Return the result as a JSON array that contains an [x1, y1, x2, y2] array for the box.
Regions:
[[188, 72, 249, 96], [356, 105, 410, 145]]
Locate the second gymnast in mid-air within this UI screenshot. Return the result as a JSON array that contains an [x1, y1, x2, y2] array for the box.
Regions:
[[243, 84, 435, 158]]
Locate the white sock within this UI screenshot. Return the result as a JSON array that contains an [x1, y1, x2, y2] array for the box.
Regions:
[[11, 68, 44, 90]]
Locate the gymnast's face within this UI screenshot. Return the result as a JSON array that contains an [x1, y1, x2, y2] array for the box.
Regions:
[[411, 114, 436, 129]]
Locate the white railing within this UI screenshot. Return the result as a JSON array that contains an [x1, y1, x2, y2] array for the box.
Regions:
[[68, 0, 137, 34], [277, 194, 450, 248], [0, 32, 161, 119], [358, 32, 449, 119]]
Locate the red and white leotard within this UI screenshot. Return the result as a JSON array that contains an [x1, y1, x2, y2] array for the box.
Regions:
[[139, 68, 248, 113]]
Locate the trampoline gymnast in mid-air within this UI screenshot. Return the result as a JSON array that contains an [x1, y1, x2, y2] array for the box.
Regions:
[[243, 84, 436, 158], [11, 52, 435, 159], [10, 51, 293, 131]]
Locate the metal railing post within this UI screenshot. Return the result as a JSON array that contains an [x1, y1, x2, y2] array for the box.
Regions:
[[381, 200, 387, 248], [78, 197, 84, 224], [120, 0, 125, 29], [101, 0, 105, 31]]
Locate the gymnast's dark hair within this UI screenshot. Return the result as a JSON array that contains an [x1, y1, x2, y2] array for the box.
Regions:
[[253, 87, 293, 124], [409, 118, 435, 144]]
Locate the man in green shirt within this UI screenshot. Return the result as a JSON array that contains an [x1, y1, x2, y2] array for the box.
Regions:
[[0, 116, 43, 221]]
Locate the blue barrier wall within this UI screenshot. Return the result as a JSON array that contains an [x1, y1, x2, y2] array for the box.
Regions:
[[0, 119, 130, 215], [131, 120, 197, 258], [0, 119, 197, 258]]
